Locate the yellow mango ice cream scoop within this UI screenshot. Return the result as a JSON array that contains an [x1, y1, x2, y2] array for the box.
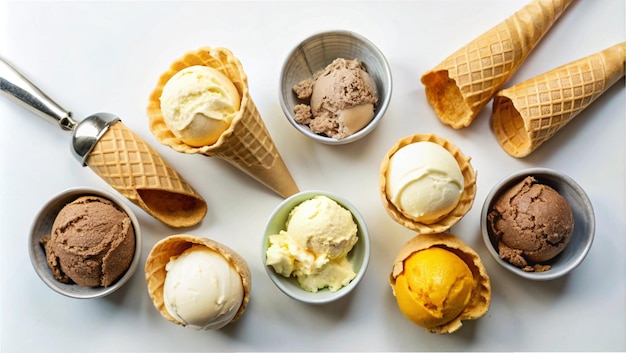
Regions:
[[389, 233, 491, 334]]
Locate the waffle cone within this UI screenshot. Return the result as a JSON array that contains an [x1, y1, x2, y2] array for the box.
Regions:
[[85, 122, 207, 228], [492, 42, 626, 158], [421, 0, 573, 129], [389, 233, 491, 334], [144, 234, 251, 328], [379, 134, 476, 234], [147, 47, 299, 198]]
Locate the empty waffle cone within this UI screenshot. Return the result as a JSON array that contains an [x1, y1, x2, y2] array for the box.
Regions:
[[421, 0, 573, 129], [492, 42, 626, 158], [379, 134, 477, 234], [389, 233, 491, 334], [85, 122, 207, 228], [147, 47, 299, 198], [145, 234, 251, 328]]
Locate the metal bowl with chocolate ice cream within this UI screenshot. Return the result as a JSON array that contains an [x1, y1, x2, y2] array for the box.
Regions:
[[29, 187, 142, 299], [279, 30, 392, 145], [481, 168, 594, 281]]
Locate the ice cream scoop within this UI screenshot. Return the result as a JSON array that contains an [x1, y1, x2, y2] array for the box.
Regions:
[[394, 247, 474, 328], [145, 234, 251, 330], [160, 65, 241, 147], [163, 245, 244, 330], [380, 134, 477, 235], [0, 56, 206, 228], [266, 195, 358, 292], [390, 233, 491, 334], [385, 141, 464, 223], [292, 58, 378, 139], [488, 175, 574, 271], [41, 195, 135, 288]]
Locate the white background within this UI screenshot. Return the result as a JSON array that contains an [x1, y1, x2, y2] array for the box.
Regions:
[[1, 1, 624, 351]]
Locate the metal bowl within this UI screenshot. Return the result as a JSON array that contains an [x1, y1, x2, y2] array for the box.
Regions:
[[262, 190, 370, 304], [29, 187, 142, 298], [481, 168, 595, 281], [279, 30, 392, 144]]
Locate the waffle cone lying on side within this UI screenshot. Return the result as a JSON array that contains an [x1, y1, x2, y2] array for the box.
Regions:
[[492, 42, 626, 158], [86, 122, 207, 228], [379, 134, 476, 234], [145, 234, 251, 329], [421, 0, 573, 129], [389, 233, 491, 334], [147, 47, 299, 198]]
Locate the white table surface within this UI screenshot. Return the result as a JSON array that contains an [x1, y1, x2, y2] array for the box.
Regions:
[[1, 1, 624, 351]]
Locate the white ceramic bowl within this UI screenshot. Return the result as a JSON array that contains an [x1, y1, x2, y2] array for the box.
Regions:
[[262, 190, 370, 304], [29, 187, 142, 299], [279, 30, 392, 145], [481, 168, 594, 281]]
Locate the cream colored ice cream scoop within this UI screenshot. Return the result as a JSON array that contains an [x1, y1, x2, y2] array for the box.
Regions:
[[385, 141, 464, 223], [266, 195, 358, 292], [160, 65, 241, 147], [0, 56, 207, 228], [163, 245, 244, 330]]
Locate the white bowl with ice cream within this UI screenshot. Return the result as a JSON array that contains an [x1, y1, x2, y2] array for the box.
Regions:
[[279, 30, 392, 144], [262, 190, 370, 304]]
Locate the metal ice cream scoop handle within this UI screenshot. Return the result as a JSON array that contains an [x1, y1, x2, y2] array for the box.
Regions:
[[0, 55, 119, 165]]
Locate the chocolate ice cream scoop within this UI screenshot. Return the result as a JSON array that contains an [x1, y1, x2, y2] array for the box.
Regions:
[[292, 58, 378, 139], [487, 176, 574, 272], [41, 195, 135, 287]]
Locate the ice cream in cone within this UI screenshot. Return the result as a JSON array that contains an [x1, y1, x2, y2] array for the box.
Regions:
[[145, 234, 251, 330], [421, 0, 573, 129], [389, 233, 491, 334], [85, 122, 207, 228], [147, 47, 299, 198], [379, 134, 476, 234], [492, 42, 626, 158]]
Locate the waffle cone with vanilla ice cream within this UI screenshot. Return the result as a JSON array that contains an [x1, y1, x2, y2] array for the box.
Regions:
[[147, 47, 299, 198], [491, 42, 626, 158], [379, 134, 476, 234], [389, 233, 491, 334], [145, 234, 251, 330], [421, 0, 573, 128]]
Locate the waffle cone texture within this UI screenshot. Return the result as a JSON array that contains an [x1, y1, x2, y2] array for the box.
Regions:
[[389, 233, 491, 334], [147, 47, 299, 198], [379, 134, 477, 234], [144, 234, 251, 328], [421, 0, 573, 129], [85, 122, 207, 228], [492, 42, 626, 158]]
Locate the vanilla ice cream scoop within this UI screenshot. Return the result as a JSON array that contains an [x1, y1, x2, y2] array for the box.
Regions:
[[163, 245, 244, 330], [266, 195, 358, 292], [385, 141, 464, 223], [160, 65, 241, 147]]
